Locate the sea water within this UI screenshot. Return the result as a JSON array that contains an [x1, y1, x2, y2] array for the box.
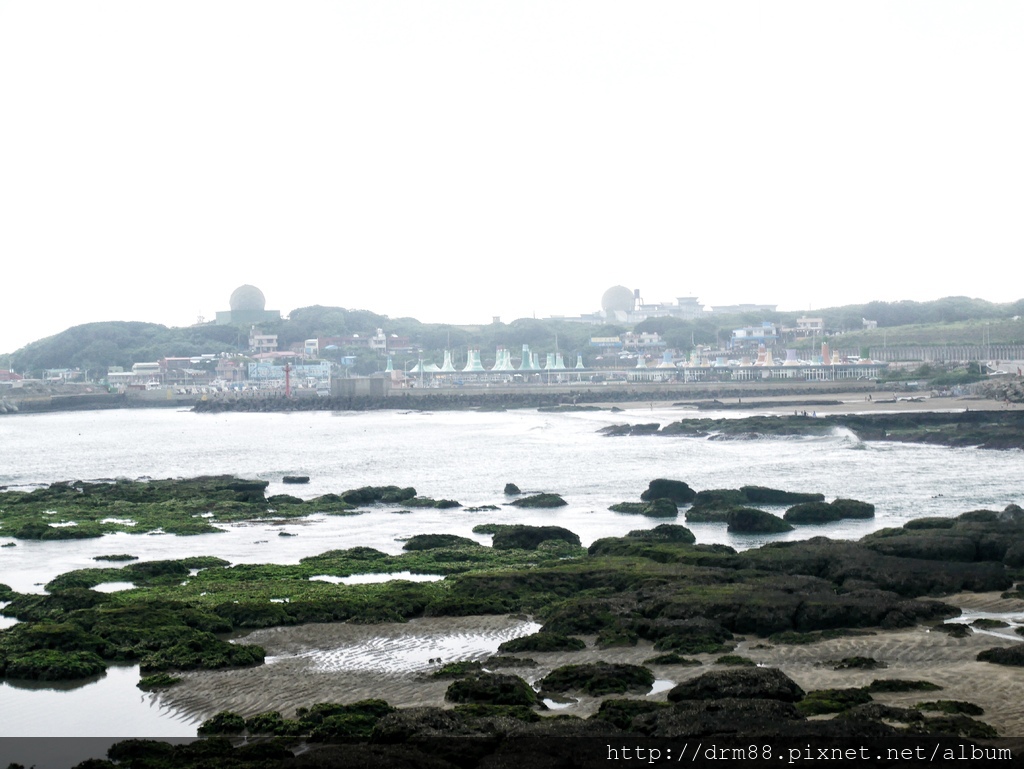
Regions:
[[0, 406, 1021, 736]]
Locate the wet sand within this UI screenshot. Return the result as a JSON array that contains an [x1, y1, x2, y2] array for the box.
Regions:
[[161, 593, 1024, 736]]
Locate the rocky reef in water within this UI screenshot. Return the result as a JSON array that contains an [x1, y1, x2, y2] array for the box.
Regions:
[[603, 411, 1024, 450], [4, 474, 1024, 764]]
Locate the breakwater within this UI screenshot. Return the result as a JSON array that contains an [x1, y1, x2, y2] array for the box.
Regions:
[[192, 381, 874, 414]]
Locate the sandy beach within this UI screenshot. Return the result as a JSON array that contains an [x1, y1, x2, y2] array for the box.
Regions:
[[161, 592, 1024, 736]]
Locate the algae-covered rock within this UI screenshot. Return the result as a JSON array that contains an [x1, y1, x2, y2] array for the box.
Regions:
[[625, 523, 696, 543], [609, 499, 678, 517], [915, 700, 984, 716], [641, 479, 696, 504], [715, 654, 756, 667], [498, 632, 586, 653], [341, 486, 417, 505], [796, 687, 872, 715], [503, 483, 521, 495], [198, 711, 246, 735], [593, 698, 670, 730], [404, 497, 462, 509], [644, 653, 702, 666], [282, 476, 309, 484], [137, 673, 181, 690], [431, 661, 484, 679], [667, 667, 805, 703], [402, 534, 479, 551], [866, 678, 941, 693], [244, 710, 286, 733], [726, 507, 794, 533], [510, 493, 567, 508], [977, 645, 1024, 666], [370, 706, 468, 745], [633, 697, 802, 738], [487, 524, 580, 550], [647, 617, 734, 655], [444, 673, 541, 707], [740, 486, 825, 505], [539, 662, 654, 696], [4, 649, 107, 680], [789, 499, 876, 523], [595, 626, 639, 648], [267, 494, 303, 506], [838, 703, 925, 723], [690, 489, 748, 512], [684, 506, 732, 523]]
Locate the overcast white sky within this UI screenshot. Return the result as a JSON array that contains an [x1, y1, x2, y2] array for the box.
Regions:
[[1, 2, 1021, 354]]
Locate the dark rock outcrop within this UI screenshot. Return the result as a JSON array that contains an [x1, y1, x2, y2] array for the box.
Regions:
[[509, 493, 567, 508], [726, 507, 794, 533], [538, 662, 654, 696], [444, 673, 541, 707], [608, 499, 678, 518], [740, 486, 824, 505], [785, 499, 875, 524], [641, 479, 696, 504], [667, 667, 805, 703], [402, 534, 480, 551], [488, 525, 580, 550]]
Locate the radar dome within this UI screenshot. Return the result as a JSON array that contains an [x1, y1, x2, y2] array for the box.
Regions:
[[229, 285, 266, 313], [602, 285, 635, 315]]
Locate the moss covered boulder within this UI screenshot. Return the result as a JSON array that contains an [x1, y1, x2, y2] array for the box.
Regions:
[[785, 499, 875, 524], [197, 711, 247, 735], [640, 479, 696, 504], [726, 507, 794, 533], [4, 649, 107, 680], [539, 662, 654, 696], [740, 486, 825, 505], [609, 499, 678, 518], [796, 687, 872, 715], [510, 493, 567, 508], [667, 667, 805, 703], [486, 525, 581, 550], [977, 645, 1024, 666], [444, 673, 541, 707], [341, 486, 416, 505], [690, 489, 748, 512], [625, 524, 696, 543], [498, 632, 586, 653], [402, 534, 479, 551]]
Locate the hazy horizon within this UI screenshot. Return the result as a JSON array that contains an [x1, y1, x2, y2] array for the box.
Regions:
[[2, 2, 1021, 354]]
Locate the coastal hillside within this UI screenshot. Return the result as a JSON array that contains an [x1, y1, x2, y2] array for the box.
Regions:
[[2, 297, 1023, 377]]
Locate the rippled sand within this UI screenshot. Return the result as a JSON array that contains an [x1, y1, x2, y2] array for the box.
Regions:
[[161, 594, 1024, 735]]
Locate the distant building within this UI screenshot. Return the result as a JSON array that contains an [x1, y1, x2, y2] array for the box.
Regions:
[[622, 331, 666, 350], [248, 360, 331, 389], [248, 328, 278, 355], [215, 285, 282, 325], [796, 317, 824, 334], [711, 303, 778, 315], [730, 322, 779, 349]]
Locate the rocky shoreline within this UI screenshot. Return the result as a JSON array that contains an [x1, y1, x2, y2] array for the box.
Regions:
[[603, 409, 1024, 450], [3, 474, 1024, 767]]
